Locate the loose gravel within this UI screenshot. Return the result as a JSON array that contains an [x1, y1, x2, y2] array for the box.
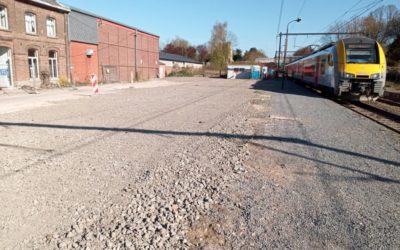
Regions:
[[0, 77, 399, 249]]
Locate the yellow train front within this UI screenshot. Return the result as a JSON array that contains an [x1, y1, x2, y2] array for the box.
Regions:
[[286, 37, 386, 100]]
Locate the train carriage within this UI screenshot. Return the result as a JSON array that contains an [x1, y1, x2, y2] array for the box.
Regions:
[[286, 37, 386, 100]]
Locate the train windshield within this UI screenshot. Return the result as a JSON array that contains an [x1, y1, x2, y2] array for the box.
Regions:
[[345, 43, 378, 64]]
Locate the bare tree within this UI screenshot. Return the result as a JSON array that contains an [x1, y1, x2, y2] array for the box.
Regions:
[[209, 22, 235, 76], [243, 48, 266, 62], [170, 37, 190, 49], [321, 18, 363, 44], [196, 45, 210, 63], [293, 46, 314, 57], [163, 37, 197, 59], [321, 5, 400, 47]]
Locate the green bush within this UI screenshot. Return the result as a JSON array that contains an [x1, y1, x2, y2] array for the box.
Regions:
[[58, 76, 70, 87], [168, 67, 195, 77]]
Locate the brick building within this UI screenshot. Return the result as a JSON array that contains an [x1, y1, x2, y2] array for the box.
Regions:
[[0, 0, 70, 88], [68, 7, 98, 84], [69, 7, 160, 84]]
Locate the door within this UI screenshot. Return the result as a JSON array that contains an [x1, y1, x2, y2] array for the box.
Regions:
[[159, 66, 165, 78], [315, 56, 320, 86], [0, 47, 12, 87]]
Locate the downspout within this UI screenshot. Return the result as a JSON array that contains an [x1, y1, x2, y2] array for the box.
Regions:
[[11, 0, 16, 87], [97, 19, 102, 84], [65, 11, 74, 88], [135, 29, 138, 81]]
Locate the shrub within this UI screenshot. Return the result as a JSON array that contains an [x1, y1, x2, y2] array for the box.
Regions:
[[168, 67, 195, 77], [58, 76, 70, 87]]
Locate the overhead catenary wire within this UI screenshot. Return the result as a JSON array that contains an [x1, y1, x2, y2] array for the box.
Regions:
[[276, 0, 285, 35], [318, 0, 363, 33], [292, 0, 307, 49], [303, 0, 370, 47], [304, 0, 385, 48], [297, 0, 307, 18], [275, 0, 285, 57], [332, 0, 384, 33]]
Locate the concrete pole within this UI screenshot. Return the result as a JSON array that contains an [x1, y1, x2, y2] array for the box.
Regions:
[[277, 32, 282, 76], [282, 28, 289, 90]]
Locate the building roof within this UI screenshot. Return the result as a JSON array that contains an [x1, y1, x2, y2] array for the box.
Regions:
[[69, 10, 98, 44], [30, 0, 70, 12], [67, 6, 159, 38], [159, 52, 202, 64]]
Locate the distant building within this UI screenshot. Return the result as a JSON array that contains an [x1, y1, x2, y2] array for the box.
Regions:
[[227, 64, 274, 79], [68, 7, 160, 84], [159, 52, 203, 76], [0, 0, 70, 88], [227, 65, 252, 79], [227, 65, 262, 79]]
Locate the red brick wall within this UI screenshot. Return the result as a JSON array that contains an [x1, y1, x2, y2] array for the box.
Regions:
[[97, 19, 159, 82], [0, 0, 69, 87], [70, 41, 98, 84]]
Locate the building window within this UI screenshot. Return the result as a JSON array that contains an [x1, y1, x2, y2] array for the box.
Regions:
[[28, 49, 39, 79], [0, 6, 8, 30], [46, 17, 56, 37], [25, 12, 36, 34], [48, 51, 58, 79]]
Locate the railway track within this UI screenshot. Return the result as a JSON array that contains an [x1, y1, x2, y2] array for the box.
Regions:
[[378, 98, 400, 107], [290, 79, 400, 133], [340, 100, 400, 134]]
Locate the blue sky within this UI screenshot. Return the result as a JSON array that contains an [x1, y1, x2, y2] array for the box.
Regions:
[[61, 0, 400, 57]]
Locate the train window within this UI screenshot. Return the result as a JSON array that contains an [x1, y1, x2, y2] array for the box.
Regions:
[[345, 44, 378, 64]]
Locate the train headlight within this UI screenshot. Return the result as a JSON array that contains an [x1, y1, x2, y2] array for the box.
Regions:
[[371, 73, 380, 79], [344, 73, 355, 79]]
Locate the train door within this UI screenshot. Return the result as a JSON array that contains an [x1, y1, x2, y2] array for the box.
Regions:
[[319, 56, 328, 86], [315, 56, 320, 86], [0, 47, 12, 88], [327, 53, 336, 89], [300, 62, 304, 81]]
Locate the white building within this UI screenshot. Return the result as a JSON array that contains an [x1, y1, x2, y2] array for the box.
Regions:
[[159, 52, 203, 76], [227, 65, 261, 79], [227, 65, 251, 79]]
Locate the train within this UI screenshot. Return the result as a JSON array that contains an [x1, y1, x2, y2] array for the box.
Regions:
[[285, 37, 387, 100]]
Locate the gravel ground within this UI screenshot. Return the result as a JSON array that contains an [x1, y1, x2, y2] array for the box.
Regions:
[[0, 77, 399, 249], [373, 100, 400, 114]]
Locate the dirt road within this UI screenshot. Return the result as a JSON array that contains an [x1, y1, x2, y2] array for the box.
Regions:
[[0, 78, 399, 249]]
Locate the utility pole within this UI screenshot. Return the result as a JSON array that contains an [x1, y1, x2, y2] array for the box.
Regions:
[[277, 32, 282, 77], [282, 31, 289, 89]]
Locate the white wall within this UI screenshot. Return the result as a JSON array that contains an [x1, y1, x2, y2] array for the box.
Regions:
[[160, 60, 203, 69]]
